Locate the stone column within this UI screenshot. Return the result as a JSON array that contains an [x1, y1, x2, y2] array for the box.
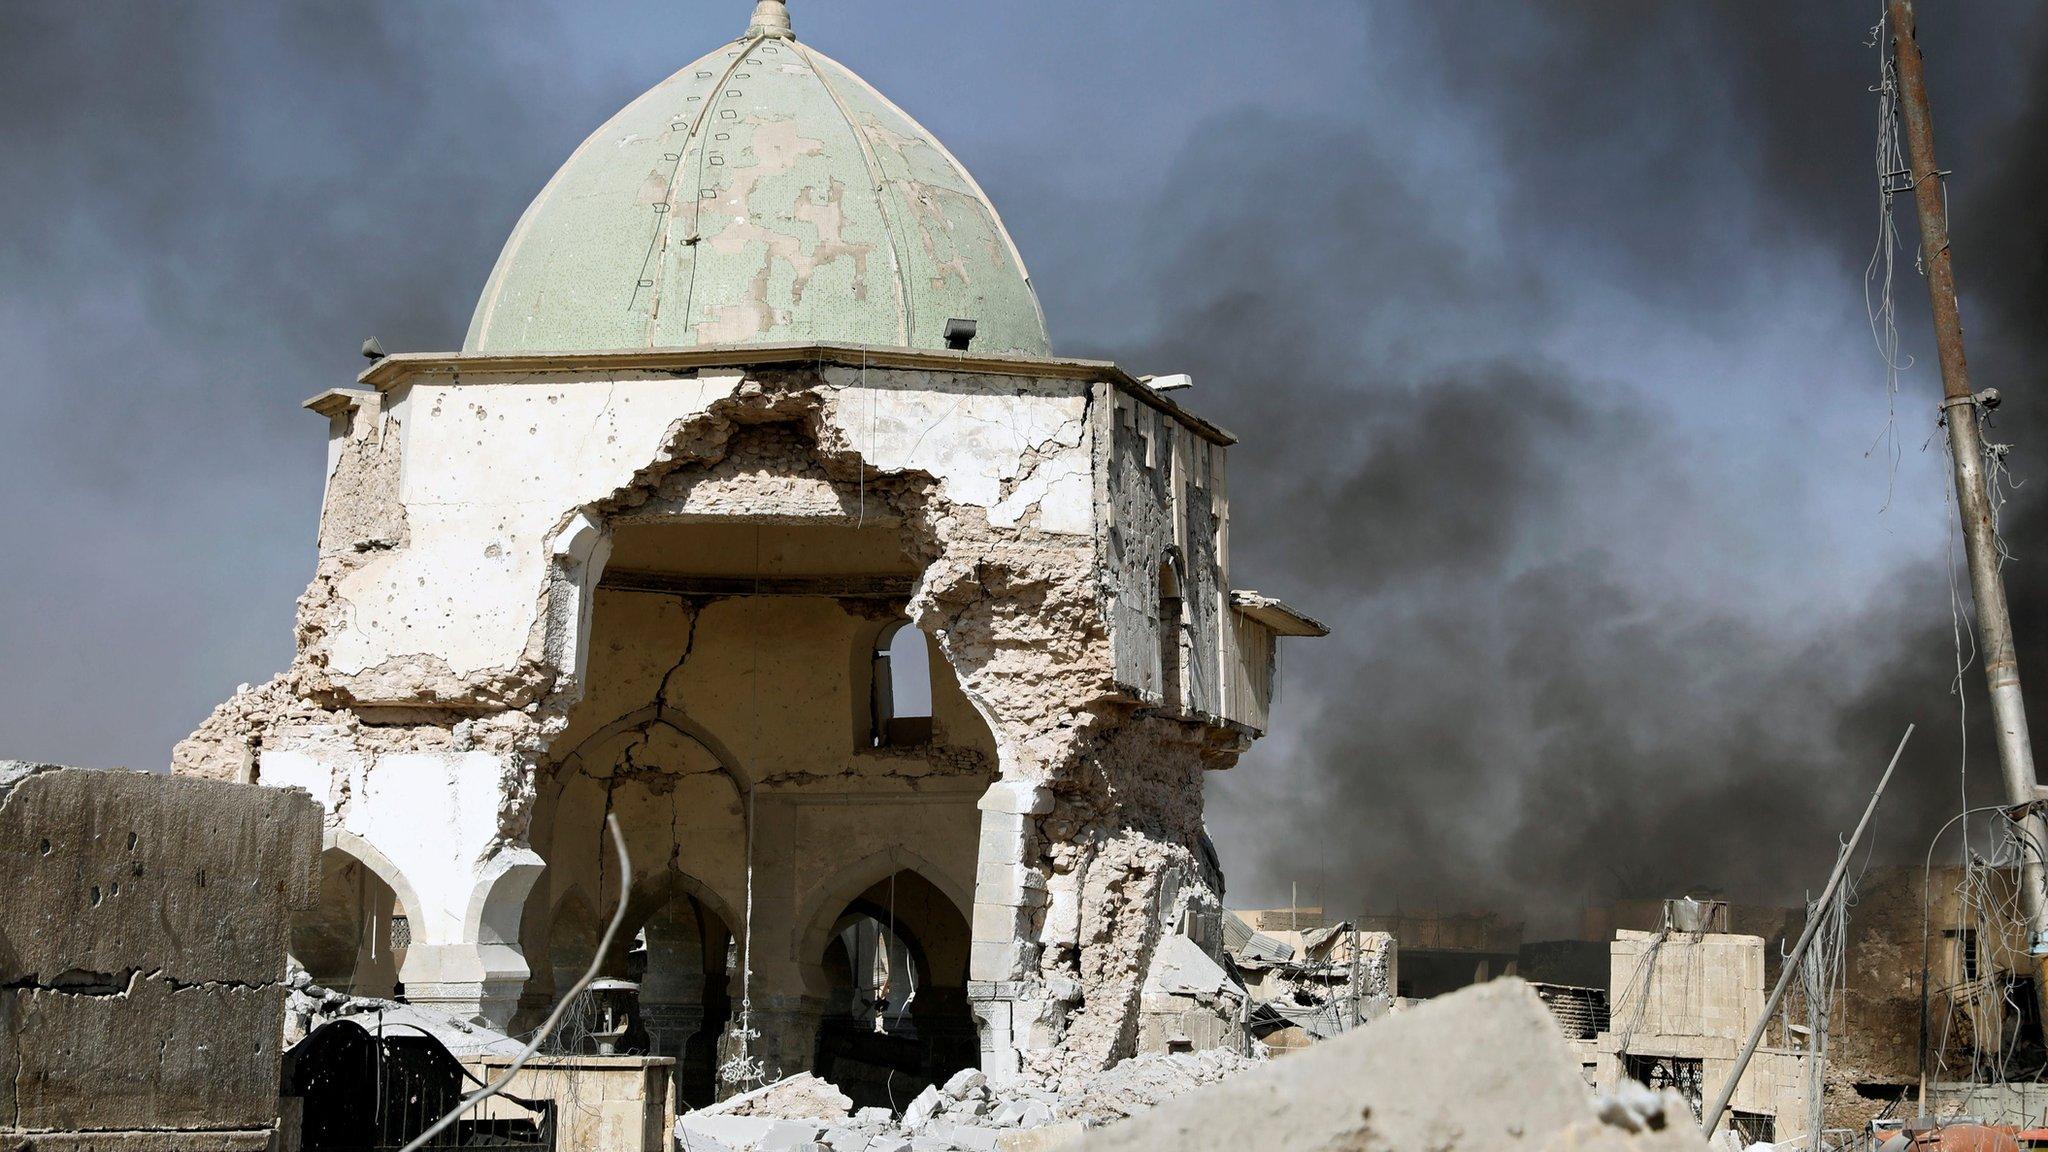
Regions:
[[967, 780, 1054, 1078], [403, 845, 546, 1030], [398, 943, 530, 1029]]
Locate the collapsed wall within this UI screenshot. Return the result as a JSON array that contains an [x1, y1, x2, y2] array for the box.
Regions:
[[0, 762, 322, 1150]]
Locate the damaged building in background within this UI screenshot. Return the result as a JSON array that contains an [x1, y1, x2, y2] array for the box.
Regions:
[[1592, 922, 1814, 1147], [171, 0, 1324, 1105], [1223, 912, 1396, 1053]]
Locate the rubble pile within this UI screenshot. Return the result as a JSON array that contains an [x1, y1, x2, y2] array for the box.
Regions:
[[282, 967, 530, 1058], [1226, 914, 1395, 1048], [681, 980, 1717, 1152], [679, 1051, 1254, 1152], [1073, 979, 1712, 1152]]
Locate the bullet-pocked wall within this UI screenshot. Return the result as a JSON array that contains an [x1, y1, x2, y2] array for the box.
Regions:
[[173, 351, 1313, 1087]]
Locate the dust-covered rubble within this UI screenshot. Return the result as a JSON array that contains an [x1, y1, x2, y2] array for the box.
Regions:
[[677, 1053, 1253, 1152], [679, 979, 1721, 1152]]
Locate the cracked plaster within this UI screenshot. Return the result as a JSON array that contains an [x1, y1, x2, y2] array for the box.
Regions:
[[173, 361, 1292, 1080]]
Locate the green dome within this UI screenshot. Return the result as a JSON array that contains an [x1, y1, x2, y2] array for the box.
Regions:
[[465, 4, 1050, 357]]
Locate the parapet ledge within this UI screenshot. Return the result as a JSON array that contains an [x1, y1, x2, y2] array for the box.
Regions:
[[350, 342, 1239, 446], [1231, 591, 1331, 638], [303, 387, 377, 419]]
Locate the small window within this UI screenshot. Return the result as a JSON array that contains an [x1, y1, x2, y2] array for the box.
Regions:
[[1945, 927, 1981, 983], [1730, 1112, 1774, 1145], [1159, 563, 1184, 711], [1623, 1054, 1704, 1122], [872, 622, 934, 747]]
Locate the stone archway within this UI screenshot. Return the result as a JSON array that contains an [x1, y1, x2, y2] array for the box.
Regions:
[[291, 831, 428, 999], [800, 862, 977, 1107], [634, 884, 736, 1108], [292, 845, 409, 997]]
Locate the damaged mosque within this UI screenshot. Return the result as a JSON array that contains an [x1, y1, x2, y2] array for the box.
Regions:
[[169, 0, 1324, 1107]]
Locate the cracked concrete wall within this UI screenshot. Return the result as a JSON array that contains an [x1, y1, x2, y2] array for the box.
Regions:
[[304, 364, 1094, 712], [1095, 386, 1242, 727], [174, 359, 1269, 1080], [0, 763, 320, 1145], [523, 574, 991, 1013]]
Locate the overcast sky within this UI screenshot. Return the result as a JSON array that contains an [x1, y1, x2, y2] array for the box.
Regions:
[[5, 1, 2046, 930]]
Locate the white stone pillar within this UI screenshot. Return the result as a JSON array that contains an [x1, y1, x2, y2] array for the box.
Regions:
[[401, 845, 544, 1030], [967, 780, 1052, 1077]]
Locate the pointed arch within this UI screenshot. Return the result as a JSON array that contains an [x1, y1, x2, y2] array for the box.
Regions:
[[793, 845, 972, 972], [326, 829, 427, 945]]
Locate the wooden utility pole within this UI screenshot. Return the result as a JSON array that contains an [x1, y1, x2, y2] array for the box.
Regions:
[[1888, 0, 2048, 1034]]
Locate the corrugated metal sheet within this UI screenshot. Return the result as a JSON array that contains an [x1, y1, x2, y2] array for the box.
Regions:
[[1237, 931, 1295, 965]]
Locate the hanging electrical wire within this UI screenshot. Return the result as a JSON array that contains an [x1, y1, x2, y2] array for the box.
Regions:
[[1799, 856, 1859, 1142], [1864, 4, 1915, 513], [397, 815, 632, 1152], [719, 523, 769, 1094]]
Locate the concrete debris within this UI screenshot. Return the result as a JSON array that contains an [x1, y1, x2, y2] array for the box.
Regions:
[[1067, 979, 1712, 1152], [1141, 932, 1240, 998], [710, 1073, 856, 1121], [994, 1124, 1085, 1152], [678, 1114, 825, 1152], [903, 1086, 946, 1129], [943, 1068, 991, 1099], [1229, 917, 1395, 1051], [678, 982, 1731, 1152], [1054, 1050, 1255, 1127], [682, 1049, 1253, 1152]]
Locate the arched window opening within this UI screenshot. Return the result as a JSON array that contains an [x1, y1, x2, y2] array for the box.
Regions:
[[1159, 562, 1185, 712], [834, 915, 920, 1034], [290, 849, 409, 999], [872, 622, 934, 747]]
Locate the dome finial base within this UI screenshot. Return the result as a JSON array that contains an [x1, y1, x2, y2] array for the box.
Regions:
[[746, 0, 793, 39]]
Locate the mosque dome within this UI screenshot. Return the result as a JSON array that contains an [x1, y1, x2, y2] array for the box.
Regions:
[[464, 1, 1050, 357]]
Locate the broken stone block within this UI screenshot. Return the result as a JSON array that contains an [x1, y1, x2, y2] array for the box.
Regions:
[[988, 1101, 1029, 1127], [853, 1107, 895, 1126], [903, 1085, 946, 1129], [679, 1113, 792, 1150], [983, 1095, 1054, 1129], [821, 1125, 869, 1152], [865, 1137, 913, 1152], [0, 764, 321, 1144], [945, 1068, 991, 1098], [758, 1119, 826, 1152], [996, 1123, 1085, 1152], [713, 1072, 855, 1121], [923, 1120, 1003, 1152], [1068, 978, 1710, 1152]]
